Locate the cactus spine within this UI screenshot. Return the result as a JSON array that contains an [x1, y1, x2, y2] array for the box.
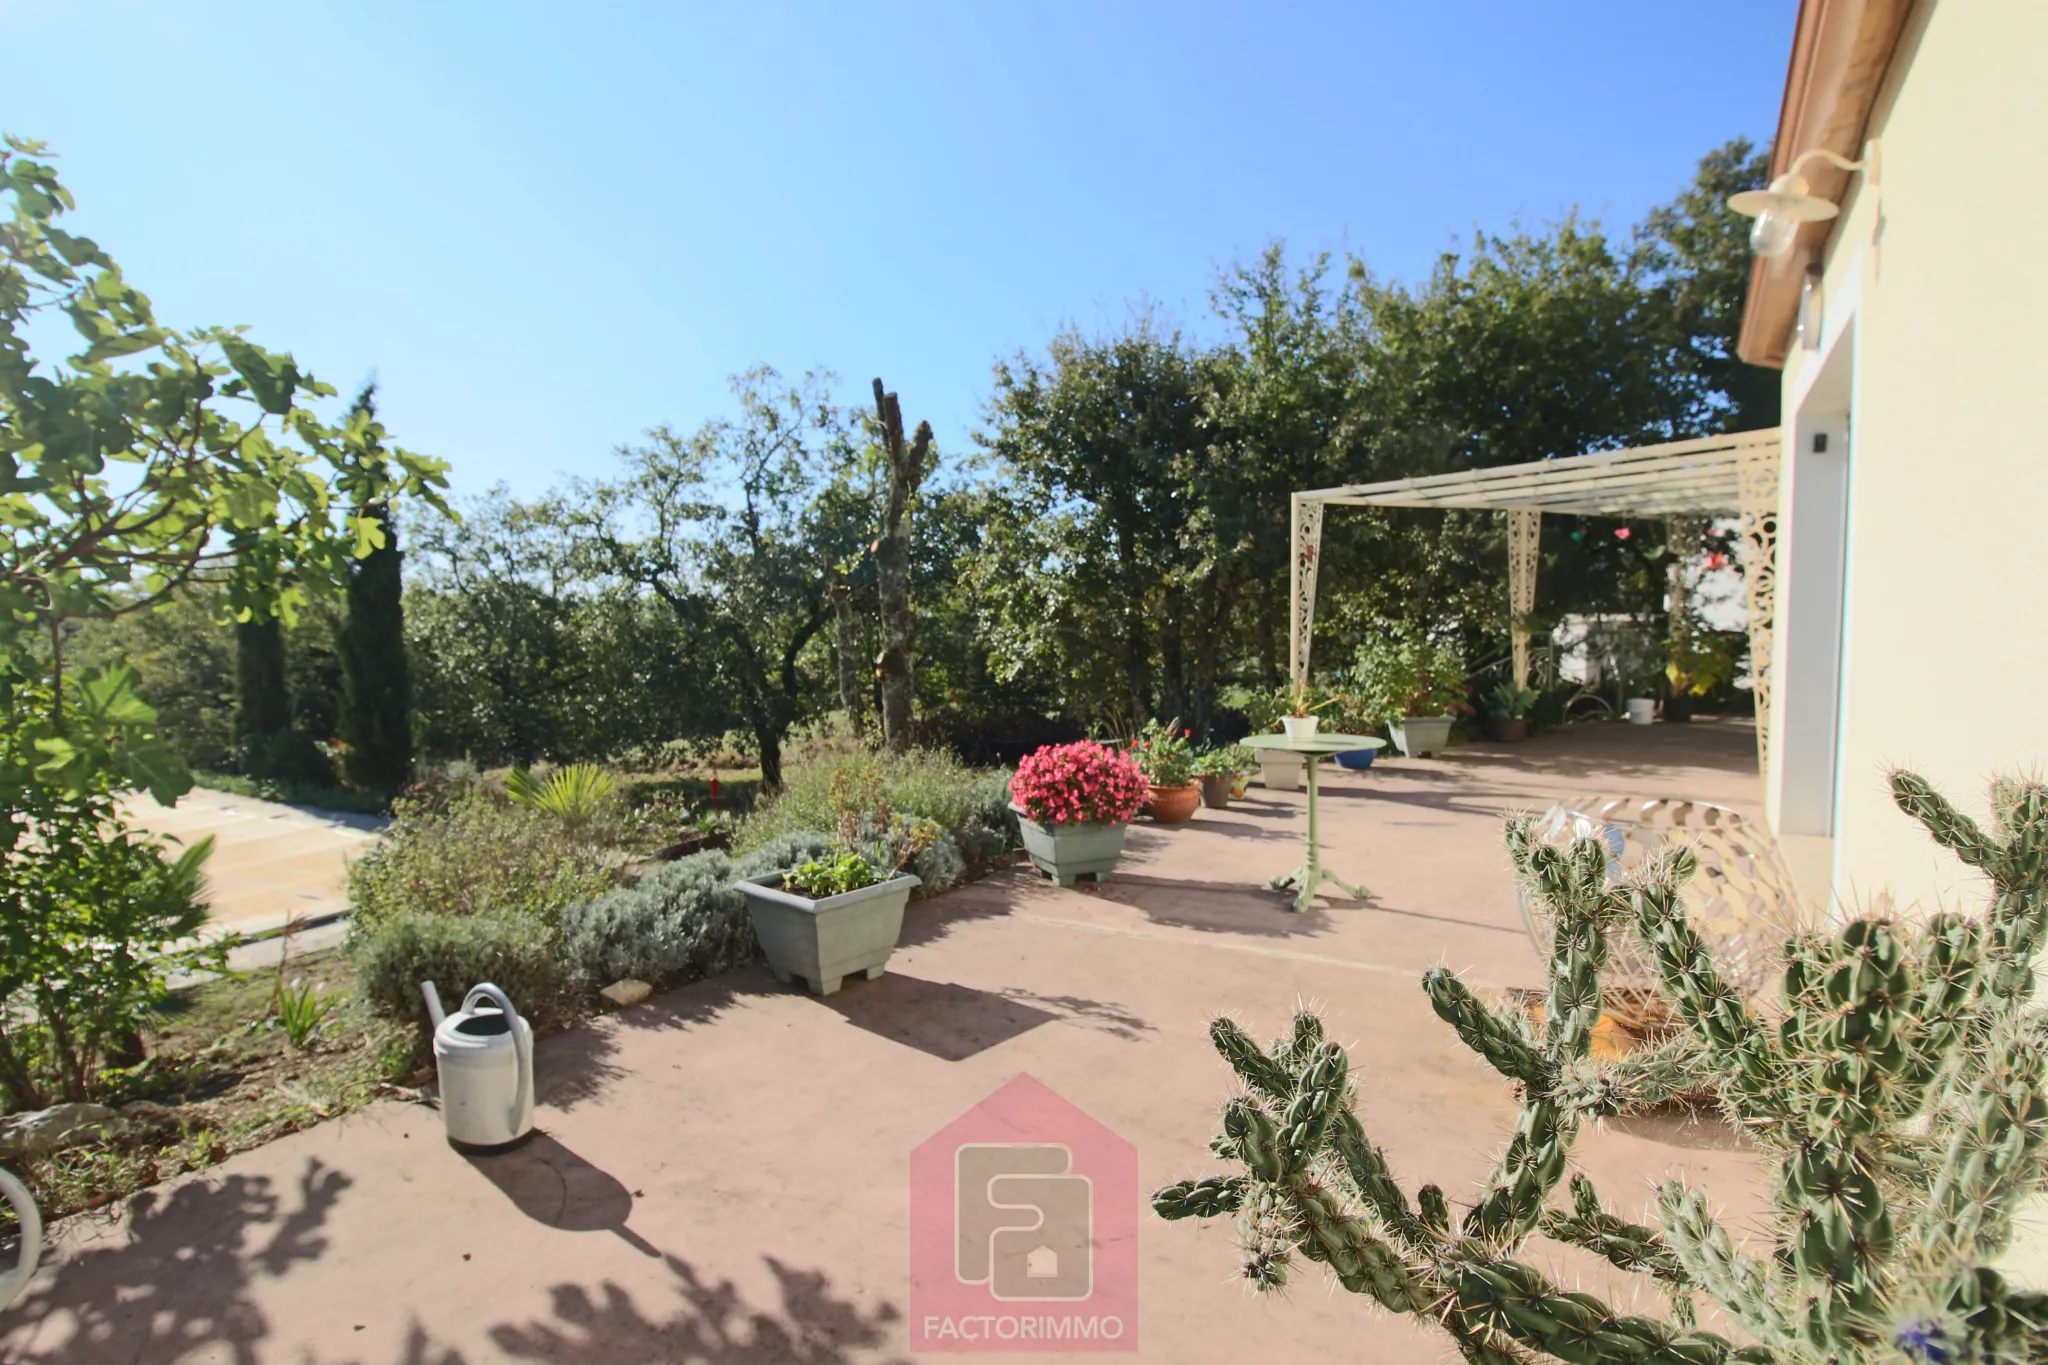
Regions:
[[1156, 771, 2048, 1365]]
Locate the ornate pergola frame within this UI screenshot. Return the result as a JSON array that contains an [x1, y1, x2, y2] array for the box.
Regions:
[[1288, 428, 1783, 770]]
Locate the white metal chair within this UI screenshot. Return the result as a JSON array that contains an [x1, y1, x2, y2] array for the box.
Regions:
[[1517, 794, 1808, 1003]]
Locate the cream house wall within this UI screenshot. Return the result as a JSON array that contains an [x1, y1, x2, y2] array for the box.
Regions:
[[1771, 0, 2048, 917]]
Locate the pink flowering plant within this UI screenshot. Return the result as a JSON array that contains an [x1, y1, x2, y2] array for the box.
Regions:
[[1009, 740, 1150, 827]]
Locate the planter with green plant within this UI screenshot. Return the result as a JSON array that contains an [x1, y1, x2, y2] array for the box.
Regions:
[[1485, 680, 1539, 743], [1354, 632, 1468, 758], [1135, 718, 1201, 823], [734, 768, 931, 995], [1008, 740, 1150, 886], [1227, 744, 1257, 799], [1193, 749, 1237, 809]]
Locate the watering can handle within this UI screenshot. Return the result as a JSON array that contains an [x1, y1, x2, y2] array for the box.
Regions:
[[460, 983, 530, 1138], [0, 1164, 43, 1311]]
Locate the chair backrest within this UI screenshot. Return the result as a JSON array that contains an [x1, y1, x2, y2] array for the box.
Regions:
[[1517, 794, 1809, 1002]]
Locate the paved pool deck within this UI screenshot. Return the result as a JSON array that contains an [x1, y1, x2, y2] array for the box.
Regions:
[[10, 720, 1779, 1364], [118, 788, 384, 941]]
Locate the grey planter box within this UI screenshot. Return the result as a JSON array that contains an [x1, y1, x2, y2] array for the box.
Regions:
[[1390, 715, 1455, 757], [1013, 808, 1130, 887], [736, 872, 919, 996], [1257, 751, 1306, 792]]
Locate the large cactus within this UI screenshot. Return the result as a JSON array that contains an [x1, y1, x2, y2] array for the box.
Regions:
[[1156, 771, 2048, 1365]]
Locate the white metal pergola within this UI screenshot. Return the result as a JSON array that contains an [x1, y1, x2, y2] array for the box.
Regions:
[[1289, 427, 1783, 769]]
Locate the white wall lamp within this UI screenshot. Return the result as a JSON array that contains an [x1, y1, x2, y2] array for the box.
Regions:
[[1728, 141, 1881, 259]]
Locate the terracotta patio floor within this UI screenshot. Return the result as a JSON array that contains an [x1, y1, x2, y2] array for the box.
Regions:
[[5, 719, 1777, 1364]]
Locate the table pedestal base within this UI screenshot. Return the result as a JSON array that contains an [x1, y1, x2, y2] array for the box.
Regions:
[[1270, 864, 1372, 914]]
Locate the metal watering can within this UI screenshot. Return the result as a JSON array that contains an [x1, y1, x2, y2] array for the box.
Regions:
[[421, 982, 534, 1150], [0, 1166, 40, 1310]]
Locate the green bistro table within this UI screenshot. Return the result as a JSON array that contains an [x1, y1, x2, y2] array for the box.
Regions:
[[1242, 733, 1386, 912]]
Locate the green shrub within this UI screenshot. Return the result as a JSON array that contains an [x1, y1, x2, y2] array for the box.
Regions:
[[347, 787, 613, 935], [350, 910, 584, 1035], [0, 782, 224, 1110], [733, 830, 838, 880], [736, 748, 988, 852], [560, 851, 755, 986]]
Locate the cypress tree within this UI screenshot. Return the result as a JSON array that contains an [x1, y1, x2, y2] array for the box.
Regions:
[[233, 614, 291, 768], [337, 384, 415, 797]]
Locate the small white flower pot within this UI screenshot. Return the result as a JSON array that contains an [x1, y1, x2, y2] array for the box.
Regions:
[[1280, 715, 1320, 741], [1625, 698, 1656, 726]]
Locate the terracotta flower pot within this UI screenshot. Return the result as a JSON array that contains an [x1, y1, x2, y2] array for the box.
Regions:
[[1484, 718, 1528, 742], [1147, 783, 1201, 823], [1198, 773, 1233, 809]]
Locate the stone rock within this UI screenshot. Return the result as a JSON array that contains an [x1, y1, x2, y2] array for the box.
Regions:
[[599, 979, 653, 1008], [0, 1101, 118, 1159]]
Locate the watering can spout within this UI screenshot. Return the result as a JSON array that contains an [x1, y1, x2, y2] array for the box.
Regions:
[[420, 980, 447, 1029]]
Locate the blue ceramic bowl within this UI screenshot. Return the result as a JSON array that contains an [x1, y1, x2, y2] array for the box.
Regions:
[[1334, 746, 1378, 771]]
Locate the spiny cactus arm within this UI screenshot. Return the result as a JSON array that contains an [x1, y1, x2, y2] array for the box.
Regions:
[[1893, 1266, 2048, 1365], [1445, 1255, 1765, 1365], [1152, 1175, 1246, 1221], [1893, 771, 2048, 1011], [1912, 1022, 2048, 1270], [1209, 1016, 1294, 1101], [1631, 854, 1782, 1119], [1328, 1110, 1434, 1252], [1540, 1173, 1693, 1291], [1890, 913, 1982, 1104], [1441, 1306, 1539, 1365], [1426, 968, 1548, 1090], [1514, 833, 1624, 1067], [1600, 1030, 1711, 1110], [1890, 771, 2000, 872], [1657, 1182, 1797, 1349], [1461, 1096, 1577, 1245]]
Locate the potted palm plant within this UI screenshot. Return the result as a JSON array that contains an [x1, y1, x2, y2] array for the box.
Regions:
[[735, 768, 932, 996], [1009, 739, 1151, 886], [1135, 719, 1200, 822]]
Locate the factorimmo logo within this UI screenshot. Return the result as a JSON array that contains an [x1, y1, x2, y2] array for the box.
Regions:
[[910, 1075, 1137, 1352]]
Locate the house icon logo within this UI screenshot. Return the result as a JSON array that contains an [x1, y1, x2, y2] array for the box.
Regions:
[[910, 1075, 1138, 1353]]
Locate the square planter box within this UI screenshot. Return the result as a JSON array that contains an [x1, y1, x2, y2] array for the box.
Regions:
[[1257, 751, 1306, 791], [1389, 715, 1454, 757], [1013, 807, 1130, 886], [736, 872, 919, 996]]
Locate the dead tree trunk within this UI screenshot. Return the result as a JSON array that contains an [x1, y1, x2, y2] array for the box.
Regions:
[[872, 378, 931, 754]]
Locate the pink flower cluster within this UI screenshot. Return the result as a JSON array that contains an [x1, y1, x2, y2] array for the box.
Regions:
[[1010, 741, 1149, 826]]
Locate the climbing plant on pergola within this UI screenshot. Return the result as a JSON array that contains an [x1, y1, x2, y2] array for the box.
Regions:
[[1288, 427, 1782, 767]]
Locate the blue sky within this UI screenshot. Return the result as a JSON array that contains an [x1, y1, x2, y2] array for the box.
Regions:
[[3, 1, 1793, 500]]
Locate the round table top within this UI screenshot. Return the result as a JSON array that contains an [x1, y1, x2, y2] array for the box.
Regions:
[[1241, 732, 1387, 755]]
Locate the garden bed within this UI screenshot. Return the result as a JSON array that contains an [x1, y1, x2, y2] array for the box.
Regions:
[[4, 951, 413, 1226]]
